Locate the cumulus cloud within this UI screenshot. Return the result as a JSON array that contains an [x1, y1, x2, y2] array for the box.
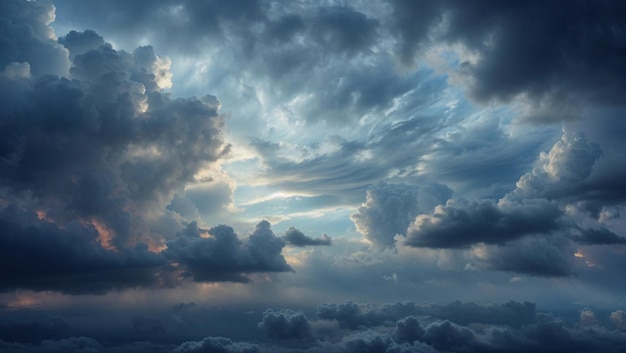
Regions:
[[0, 22, 227, 289], [164, 221, 292, 283], [0, 314, 70, 343], [283, 227, 332, 247], [1, 25, 228, 243], [400, 126, 626, 277], [0, 0, 70, 77], [388, 0, 626, 119], [172, 302, 197, 312], [258, 309, 312, 340], [610, 311, 626, 331], [351, 182, 451, 249]]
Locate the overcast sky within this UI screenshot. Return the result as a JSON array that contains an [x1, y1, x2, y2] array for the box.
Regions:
[[2, 0, 626, 352]]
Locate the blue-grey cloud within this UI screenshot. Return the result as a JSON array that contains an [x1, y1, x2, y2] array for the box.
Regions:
[[387, 0, 626, 119], [0, 0, 69, 77], [404, 199, 562, 249], [164, 221, 292, 283], [351, 182, 452, 249], [283, 227, 332, 247], [258, 309, 312, 340], [0, 205, 165, 294]]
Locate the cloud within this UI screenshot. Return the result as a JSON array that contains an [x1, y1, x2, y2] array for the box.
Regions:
[[1, 5, 309, 294], [387, 0, 626, 119], [172, 336, 258, 353], [258, 309, 312, 340], [0, 205, 164, 294], [172, 302, 197, 312], [0, 26, 229, 249], [283, 227, 331, 247], [315, 300, 537, 331], [424, 300, 536, 328], [398, 125, 626, 277], [404, 198, 562, 249], [0, 314, 70, 343], [0, 0, 70, 77], [164, 221, 292, 283], [610, 311, 626, 331], [394, 316, 424, 343], [131, 316, 166, 338], [351, 182, 452, 249]]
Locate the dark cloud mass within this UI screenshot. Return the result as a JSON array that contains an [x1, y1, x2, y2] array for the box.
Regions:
[[283, 227, 332, 247], [388, 0, 626, 118], [172, 336, 258, 353], [404, 199, 562, 249], [0, 0, 303, 294], [164, 221, 292, 283]]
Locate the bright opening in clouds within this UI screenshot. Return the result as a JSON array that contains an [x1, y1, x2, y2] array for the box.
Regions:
[[1, 1, 626, 352]]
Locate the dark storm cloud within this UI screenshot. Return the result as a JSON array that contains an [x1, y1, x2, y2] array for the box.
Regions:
[[351, 182, 452, 249], [164, 221, 292, 283], [0, 205, 164, 294], [258, 309, 313, 340], [571, 227, 626, 245], [404, 199, 562, 249], [508, 128, 626, 218], [387, 0, 626, 118], [250, 111, 454, 205], [172, 302, 197, 312], [283, 227, 331, 247], [401, 126, 626, 277], [1, 30, 228, 250], [241, 301, 624, 353]]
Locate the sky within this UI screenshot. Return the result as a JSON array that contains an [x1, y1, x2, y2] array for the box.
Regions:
[[1, 0, 626, 352]]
